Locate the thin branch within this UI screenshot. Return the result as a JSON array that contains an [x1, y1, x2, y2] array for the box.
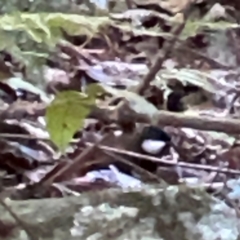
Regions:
[[0, 198, 38, 240], [1, 102, 240, 139], [103, 150, 162, 182], [86, 142, 240, 175], [1, 105, 240, 143], [90, 106, 240, 134], [136, 4, 194, 95], [38, 133, 112, 187]]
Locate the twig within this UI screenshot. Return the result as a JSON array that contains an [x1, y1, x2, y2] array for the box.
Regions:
[[136, 4, 194, 95], [85, 142, 240, 175], [103, 150, 162, 182], [2, 106, 240, 141], [38, 133, 112, 187], [90, 106, 240, 134], [0, 198, 38, 240], [1, 102, 240, 141]]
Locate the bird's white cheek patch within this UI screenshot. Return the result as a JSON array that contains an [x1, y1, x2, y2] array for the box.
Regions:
[[141, 140, 166, 155]]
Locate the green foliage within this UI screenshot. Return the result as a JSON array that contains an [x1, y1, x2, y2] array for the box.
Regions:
[[0, 13, 110, 47], [0, 13, 110, 82], [46, 84, 105, 152]]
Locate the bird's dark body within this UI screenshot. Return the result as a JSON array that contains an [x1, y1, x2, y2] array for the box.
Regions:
[[83, 126, 171, 176]]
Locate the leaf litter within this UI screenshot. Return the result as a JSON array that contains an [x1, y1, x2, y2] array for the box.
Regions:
[[1, 0, 240, 239]]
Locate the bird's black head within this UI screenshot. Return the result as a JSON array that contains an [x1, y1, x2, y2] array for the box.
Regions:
[[139, 126, 171, 155], [141, 126, 171, 142]]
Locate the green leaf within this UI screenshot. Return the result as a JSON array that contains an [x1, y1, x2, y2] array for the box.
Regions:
[[46, 90, 96, 152], [0, 13, 110, 46], [0, 12, 111, 80], [85, 83, 106, 99]]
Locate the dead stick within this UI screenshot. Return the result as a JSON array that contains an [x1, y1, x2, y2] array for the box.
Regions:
[[90, 106, 240, 134], [0, 104, 240, 137], [136, 4, 193, 95], [86, 143, 240, 175], [0, 198, 38, 240], [38, 133, 112, 187]]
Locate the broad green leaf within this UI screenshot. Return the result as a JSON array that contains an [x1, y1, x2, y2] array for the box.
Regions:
[[46, 91, 95, 152]]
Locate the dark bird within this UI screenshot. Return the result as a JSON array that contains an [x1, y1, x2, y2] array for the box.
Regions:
[[138, 126, 171, 155]]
